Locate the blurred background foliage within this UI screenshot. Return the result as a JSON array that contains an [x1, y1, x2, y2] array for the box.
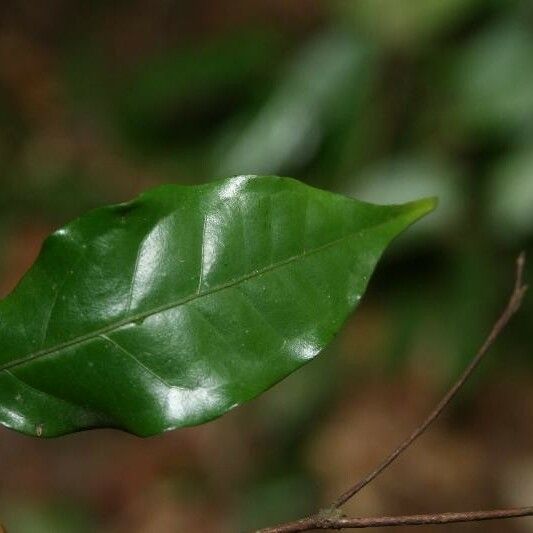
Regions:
[[0, 1, 532, 532]]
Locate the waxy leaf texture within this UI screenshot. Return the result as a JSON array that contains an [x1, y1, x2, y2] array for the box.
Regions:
[[0, 176, 435, 437]]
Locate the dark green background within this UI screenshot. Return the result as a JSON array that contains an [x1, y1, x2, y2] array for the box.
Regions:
[[0, 1, 531, 532]]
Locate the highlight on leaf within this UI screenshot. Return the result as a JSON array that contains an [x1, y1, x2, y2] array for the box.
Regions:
[[0, 176, 436, 437]]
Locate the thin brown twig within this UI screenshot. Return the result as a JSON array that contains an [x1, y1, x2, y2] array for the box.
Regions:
[[256, 507, 533, 532], [256, 253, 529, 533], [332, 252, 528, 508]]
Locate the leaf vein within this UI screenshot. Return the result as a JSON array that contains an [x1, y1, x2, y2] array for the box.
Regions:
[[0, 218, 399, 373], [197, 213, 208, 294], [125, 234, 147, 314], [99, 334, 172, 389]]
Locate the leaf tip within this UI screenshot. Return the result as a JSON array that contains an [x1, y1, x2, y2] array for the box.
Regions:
[[397, 196, 438, 227], [409, 196, 439, 216]]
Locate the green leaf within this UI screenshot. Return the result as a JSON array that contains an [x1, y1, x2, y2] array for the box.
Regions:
[[0, 176, 435, 437], [215, 31, 375, 176], [335, 0, 483, 47], [451, 18, 533, 132], [487, 147, 533, 240]]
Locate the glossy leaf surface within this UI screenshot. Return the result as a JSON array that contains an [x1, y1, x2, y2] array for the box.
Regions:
[[0, 176, 435, 437]]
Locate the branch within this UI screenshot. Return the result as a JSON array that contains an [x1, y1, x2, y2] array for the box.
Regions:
[[256, 253, 529, 533], [332, 252, 528, 508], [258, 507, 533, 532]]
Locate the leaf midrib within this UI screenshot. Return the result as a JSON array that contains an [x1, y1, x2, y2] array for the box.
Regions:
[[0, 218, 394, 373]]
